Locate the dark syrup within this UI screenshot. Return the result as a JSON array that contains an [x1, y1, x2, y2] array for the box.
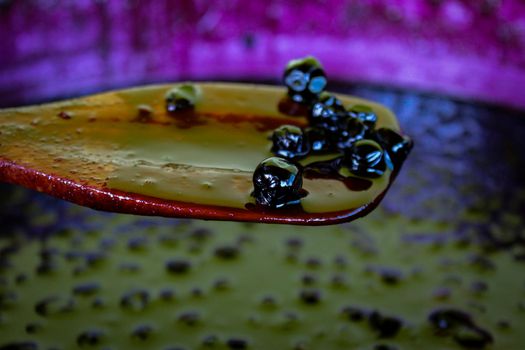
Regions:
[[278, 96, 310, 117], [303, 157, 373, 191]]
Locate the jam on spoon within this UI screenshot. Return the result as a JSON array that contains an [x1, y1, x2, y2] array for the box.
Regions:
[[0, 58, 411, 225]]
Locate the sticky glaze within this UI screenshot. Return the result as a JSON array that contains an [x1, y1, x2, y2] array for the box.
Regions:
[[0, 83, 401, 217]]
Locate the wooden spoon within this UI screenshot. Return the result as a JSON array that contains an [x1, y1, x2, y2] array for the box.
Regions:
[[0, 82, 406, 225]]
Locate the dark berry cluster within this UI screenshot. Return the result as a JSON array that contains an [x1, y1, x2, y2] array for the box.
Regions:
[[252, 56, 412, 208]]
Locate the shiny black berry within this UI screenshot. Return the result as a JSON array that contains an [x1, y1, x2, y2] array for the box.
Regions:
[[309, 93, 347, 134], [252, 157, 304, 208], [165, 84, 200, 114], [373, 128, 413, 167], [271, 125, 310, 159], [348, 105, 377, 129], [283, 56, 327, 104], [305, 127, 334, 153], [344, 140, 391, 178], [337, 117, 367, 149]]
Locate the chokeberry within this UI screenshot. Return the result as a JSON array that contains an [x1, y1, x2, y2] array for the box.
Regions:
[[309, 93, 347, 134], [283, 56, 327, 104], [372, 128, 413, 167], [345, 140, 391, 178], [271, 125, 310, 159], [305, 127, 334, 153], [348, 105, 377, 129], [165, 84, 200, 114], [252, 157, 304, 208], [337, 116, 367, 149]]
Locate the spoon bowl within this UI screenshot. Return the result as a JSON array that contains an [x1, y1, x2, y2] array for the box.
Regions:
[[0, 83, 406, 225]]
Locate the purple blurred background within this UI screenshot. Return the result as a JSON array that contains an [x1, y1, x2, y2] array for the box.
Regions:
[[0, 0, 524, 109]]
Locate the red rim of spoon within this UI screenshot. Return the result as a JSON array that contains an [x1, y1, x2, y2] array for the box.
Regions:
[[0, 159, 398, 226]]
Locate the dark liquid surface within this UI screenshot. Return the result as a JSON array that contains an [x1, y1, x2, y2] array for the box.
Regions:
[[303, 158, 373, 192], [1, 82, 525, 349], [277, 96, 310, 117]]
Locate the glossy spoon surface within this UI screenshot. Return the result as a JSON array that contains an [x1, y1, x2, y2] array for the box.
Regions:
[[0, 82, 404, 225]]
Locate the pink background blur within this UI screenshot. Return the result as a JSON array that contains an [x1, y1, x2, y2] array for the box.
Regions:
[[0, 0, 524, 109]]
